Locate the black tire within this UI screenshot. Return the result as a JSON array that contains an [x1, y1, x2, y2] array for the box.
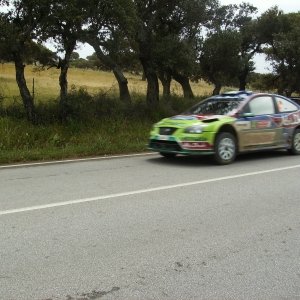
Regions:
[[213, 132, 237, 165], [288, 129, 300, 155], [159, 152, 176, 158]]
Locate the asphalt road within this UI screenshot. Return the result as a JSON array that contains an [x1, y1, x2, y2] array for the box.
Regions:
[[0, 152, 300, 300]]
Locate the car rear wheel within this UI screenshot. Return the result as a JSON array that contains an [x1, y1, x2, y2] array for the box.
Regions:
[[214, 132, 237, 165], [288, 129, 300, 155], [159, 152, 176, 158]]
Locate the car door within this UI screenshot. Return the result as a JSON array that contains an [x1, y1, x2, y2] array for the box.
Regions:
[[237, 95, 282, 150], [274, 96, 300, 145]]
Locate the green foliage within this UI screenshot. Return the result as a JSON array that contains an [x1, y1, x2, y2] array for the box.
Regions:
[[199, 30, 241, 91], [258, 10, 300, 94], [204, 2, 259, 91], [256, 6, 285, 44], [248, 73, 277, 92]]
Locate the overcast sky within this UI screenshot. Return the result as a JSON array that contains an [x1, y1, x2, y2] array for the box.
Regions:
[[220, 0, 300, 14]]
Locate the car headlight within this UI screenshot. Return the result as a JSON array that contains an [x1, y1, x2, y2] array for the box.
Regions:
[[184, 125, 204, 134]]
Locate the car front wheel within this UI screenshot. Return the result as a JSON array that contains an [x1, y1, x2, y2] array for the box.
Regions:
[[214, 132, 237, 165], [288, 129, 300, 155]]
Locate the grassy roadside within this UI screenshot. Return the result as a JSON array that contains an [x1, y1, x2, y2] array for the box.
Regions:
[[0, 63, 210, 165], [0, 92, 204, 165], [0, 116, 152, 164]]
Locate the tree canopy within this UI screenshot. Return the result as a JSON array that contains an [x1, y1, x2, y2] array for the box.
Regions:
[[1, 0, 300, 123]]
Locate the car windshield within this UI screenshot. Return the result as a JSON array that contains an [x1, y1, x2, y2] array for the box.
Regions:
[[185, 97, 242, 115]]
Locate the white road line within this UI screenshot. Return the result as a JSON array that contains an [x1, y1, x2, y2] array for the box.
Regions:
[[0, 152, 154, 169], [1, 164, 300, 216]]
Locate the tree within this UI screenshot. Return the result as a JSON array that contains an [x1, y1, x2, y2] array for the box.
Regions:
[[81, 0, 136, 104], [169, 0, 218, 97], [154, 35, 197, 98], [199, 31, 241, 95], [40, 0, 87, 119], [84, 53, 104, 69], [249, 72, 278, 92], [153, 27, 198, 99], [70, 51, 80, 61], [206, 3, 258, 91], [0, 0, 50, 123], [261, 11, 300, 95], [134, 0, 218, 105]]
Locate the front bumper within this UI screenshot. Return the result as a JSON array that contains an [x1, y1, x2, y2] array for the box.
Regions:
[[148, 138, 214, 155]]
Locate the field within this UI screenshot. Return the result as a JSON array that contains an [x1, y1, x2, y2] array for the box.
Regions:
[[0, 63, 214, 164], [0, 63, 213, 104]]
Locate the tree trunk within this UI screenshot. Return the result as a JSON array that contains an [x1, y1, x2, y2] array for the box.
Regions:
[[158, 70, 171, 98], [277, 79, 286, 96], [140, 58, 159, 108], [212, 82, 222, 95], [238, 73, 247, 91], [137, 27, 159, 107], [89, 42, 131, 103], [14, 54, 36, 123], [239, 78, 247, 91], [58, 41, 76, 120], [284, 89, 292, 97], [277, 86, 284, 96], [171, 71, 194, 98], [59, 61, 69, 120], [112, 68, 131, 103], [238, 66, 249, 91], [59, 64, 68, 101]]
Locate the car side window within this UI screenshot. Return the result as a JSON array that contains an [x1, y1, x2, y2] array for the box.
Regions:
[[248, 96, 275, 115], [275, 97, 298, 113]]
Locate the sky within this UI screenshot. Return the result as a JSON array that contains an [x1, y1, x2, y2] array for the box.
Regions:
[[220, 0, 300, 14], [219, 0, 300, 73], [75, 0, 300, 73]]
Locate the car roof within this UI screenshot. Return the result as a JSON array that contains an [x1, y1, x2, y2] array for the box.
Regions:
[[221, 90, 253, 97], [215, 91, 299, 102], [206, 91, 300, 107], [210, 91, 254, 101]]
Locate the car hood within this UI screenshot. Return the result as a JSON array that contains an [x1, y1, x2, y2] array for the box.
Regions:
[[157, 114, 231, 127]]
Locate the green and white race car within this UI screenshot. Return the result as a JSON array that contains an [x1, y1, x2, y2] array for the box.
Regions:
[[148, 91, 300, 164]]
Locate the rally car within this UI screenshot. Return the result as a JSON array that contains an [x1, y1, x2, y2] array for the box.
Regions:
[[148, 91, 300, 164]]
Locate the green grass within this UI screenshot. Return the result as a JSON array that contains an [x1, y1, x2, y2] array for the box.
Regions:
[[0, 116, 152, 164]]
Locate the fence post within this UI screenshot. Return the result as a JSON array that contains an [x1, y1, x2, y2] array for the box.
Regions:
[[32, 78, 35, 101]]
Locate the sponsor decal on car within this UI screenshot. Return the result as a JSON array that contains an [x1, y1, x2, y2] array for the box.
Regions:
[[253, 120, 272, 129], [235, 121, 251, 129], [283, 112, 300, 125], [271, 116, 283, 127]]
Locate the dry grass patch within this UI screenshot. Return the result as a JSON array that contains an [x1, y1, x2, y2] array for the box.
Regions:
[[0, 63, 213, 104]]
